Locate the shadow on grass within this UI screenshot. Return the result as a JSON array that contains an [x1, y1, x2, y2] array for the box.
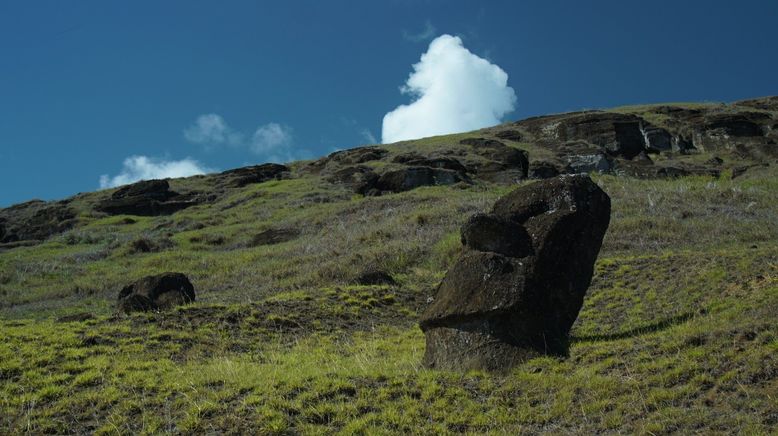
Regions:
[[570, 312, 696, 343]]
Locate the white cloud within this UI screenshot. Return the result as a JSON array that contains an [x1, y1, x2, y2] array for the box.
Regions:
[[360, 129, 378, 144], [381, 34, 517, 144], [184, 113, 243, 146], [250, 122, 303, 162], [99, 155, 214, 189], [402, 20, 437, 42]]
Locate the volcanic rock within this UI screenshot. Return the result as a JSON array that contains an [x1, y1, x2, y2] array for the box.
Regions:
[[529, 161, 560, 179], [0, 200, 77, 244], [117, 272, 196, 313], [375, 167, 468, 193], [420, 175, 611, 371], [219, 163, 289, 188], [327, 166, 379, 195], [566, 153, 612, 173], [459, 138, 529, 181], [96, 179, 200, 216]]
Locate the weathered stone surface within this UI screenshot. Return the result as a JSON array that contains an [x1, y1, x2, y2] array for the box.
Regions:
[[375, 167, 468, 193], [400, 157, 469, 173], [566, 153, 611, 173], [219, 163, 289, 188], [547, 113, 647, 159], [641, 124, 673, 152], [495, 129, 523, 142], [460, 214, 533, 258], [327, 146, 388, 165], [420, 175, 611, 371], [327, 166, 379, 195], [96, 179, 200, 216], [529, 161, 560, 179], [459, 138, 529, 181], [117, 272, 195, 313], [733, 96, 778, 111], [0, 200, 77, 244]]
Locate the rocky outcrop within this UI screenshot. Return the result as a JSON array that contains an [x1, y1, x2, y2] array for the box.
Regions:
[[0, 200, 77, 244], [96, 179, 200, 216], [495, 129, 523, 142], [306, 146, 388, 173], [219, 163, 289, 188], [117, 272, 196, 313], [566, 153, 612, 173], [528, 161, 560, 179], [327, 166, 380, 195], [375, 167, 468, 193], [420, 175, 610, 371], [459, 138, 529, 182]]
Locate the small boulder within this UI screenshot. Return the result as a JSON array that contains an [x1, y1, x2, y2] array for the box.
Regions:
[[117, 272, 195, 313], [566, 153, 611, 173], [420, 175, 611, 371]]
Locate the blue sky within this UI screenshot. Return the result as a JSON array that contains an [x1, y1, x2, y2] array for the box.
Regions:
[[1, 0, 777, 206]]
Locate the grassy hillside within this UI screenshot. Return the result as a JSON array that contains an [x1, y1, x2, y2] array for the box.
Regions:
[[1, 100, 777, 434]]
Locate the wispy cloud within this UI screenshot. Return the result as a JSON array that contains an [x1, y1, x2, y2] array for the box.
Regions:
[[184, 115, 308, 162], [99, 155, 214, 188], [183, 114, 243, 147], [251, 123, 314, 163], [382, 34, 516, 143], [360, 129, 378, 144], [402, 20, 437, 43]]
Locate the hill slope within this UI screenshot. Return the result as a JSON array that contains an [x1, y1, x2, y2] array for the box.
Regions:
[[1, 97, 777, 434]]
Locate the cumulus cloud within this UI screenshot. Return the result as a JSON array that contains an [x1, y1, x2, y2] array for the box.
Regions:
[[99, 155, 214, 189], [183, 113, 242, 146], [381, 34, 517, 144]]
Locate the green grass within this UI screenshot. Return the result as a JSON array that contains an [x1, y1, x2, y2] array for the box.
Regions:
[[1, 122, 777, 433]]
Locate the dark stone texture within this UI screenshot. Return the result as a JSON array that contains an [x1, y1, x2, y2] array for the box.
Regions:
[[495, 129, 523, 142], [552, 113, 647, 159], [703, 114, 764, 137], [529, 161, 560, 179], [641, 124, 673, 152], [327, 166, 379, 195], [375, 167, 468, 193], [420, 175, 611, 371], [96, 179, 200, 216], [327, 146, 388, 165], [0, 200, 77, 244], [565, 153, 612, 174], [117, 272, 195, 313], [219, 163, 289, 188], [460, 214, 533, 258], [459, 138, 529, 181]]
